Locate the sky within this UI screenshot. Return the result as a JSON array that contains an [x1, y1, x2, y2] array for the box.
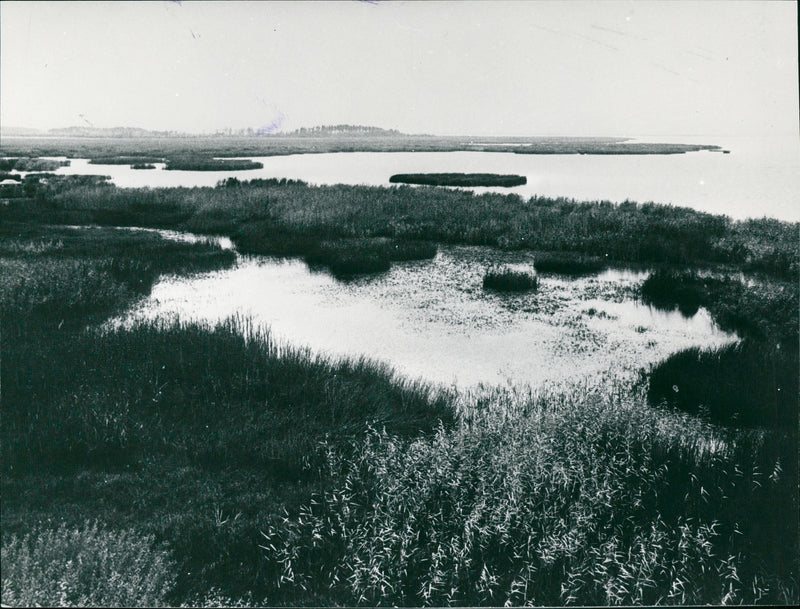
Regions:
[[1, 1, 797, 137]]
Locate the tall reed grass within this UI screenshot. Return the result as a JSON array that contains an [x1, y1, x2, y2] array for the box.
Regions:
[[1, 520, 175, 607], [259, 384, 797, 606]]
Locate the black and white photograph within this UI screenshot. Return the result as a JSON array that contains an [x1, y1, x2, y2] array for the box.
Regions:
[[1, 1, 797, 606]]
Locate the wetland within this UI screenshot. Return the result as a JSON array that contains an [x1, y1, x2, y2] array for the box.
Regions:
[[1, 141, 797, 606]]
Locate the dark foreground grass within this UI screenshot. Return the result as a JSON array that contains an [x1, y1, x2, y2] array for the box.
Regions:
[[258, 387, 797, 606], [483, 266, 538, 291], [642, 270, 798, 428], [389, 173, 527, 187]]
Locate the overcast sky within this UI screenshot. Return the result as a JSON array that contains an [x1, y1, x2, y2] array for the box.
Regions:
[[1, 1, 797, 136]]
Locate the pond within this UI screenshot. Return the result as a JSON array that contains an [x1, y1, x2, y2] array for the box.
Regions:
[[40, 135, 800, 221], [110, 236, 737, 390]]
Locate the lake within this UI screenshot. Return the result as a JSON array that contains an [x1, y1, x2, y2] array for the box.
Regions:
[[109, 234, 737, 391], [43, 135, 800, 221]]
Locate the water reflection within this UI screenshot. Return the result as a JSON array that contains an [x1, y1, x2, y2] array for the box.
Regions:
[[110, 243, 737, 390]]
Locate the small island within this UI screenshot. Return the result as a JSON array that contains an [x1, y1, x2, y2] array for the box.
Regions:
[[389, 173, 527, 187], [164, 158, 264, 171]]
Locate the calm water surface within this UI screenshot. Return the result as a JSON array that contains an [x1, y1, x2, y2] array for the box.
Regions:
[[111, 241, 737, 390], [46, 135, 800, 221]]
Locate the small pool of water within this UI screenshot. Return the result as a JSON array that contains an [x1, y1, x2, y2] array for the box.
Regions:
[[109, 239, 737, 390]]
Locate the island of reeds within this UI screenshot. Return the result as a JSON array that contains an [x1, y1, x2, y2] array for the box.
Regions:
[[390, 172, 527, 187], [483, 265, 539, 291], [0, 155, 797, 607]]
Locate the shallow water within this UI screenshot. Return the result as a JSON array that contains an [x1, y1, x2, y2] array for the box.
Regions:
[[111, 241, 737, 390], [36, 134, 800, 221]]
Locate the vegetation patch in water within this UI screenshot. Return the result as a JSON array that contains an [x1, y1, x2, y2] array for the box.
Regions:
[[483, 265, 538, 291], [165, 158, 263, 171], [130, 163, 156, 170], [390, 172, 527, 187]]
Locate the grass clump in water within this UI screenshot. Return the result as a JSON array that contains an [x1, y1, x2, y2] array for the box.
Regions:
[[389, 173, 527, 187], [483, 265, 538, 291], [165, 158, 263, 171]]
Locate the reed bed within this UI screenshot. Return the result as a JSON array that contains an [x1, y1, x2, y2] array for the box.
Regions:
[[1, 521, 175, 607], [259, 384, 797, 606], [389, 173, 527, 187], [165, 158, 263, 171]]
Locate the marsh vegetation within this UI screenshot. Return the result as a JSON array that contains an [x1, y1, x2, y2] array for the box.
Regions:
[[0, 160, 797, 605]]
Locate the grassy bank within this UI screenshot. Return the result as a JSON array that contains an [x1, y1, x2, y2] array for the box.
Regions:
[[389, 173, 527, 187], [642, 270, 798, 428], [259, 388, 796, 605]]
